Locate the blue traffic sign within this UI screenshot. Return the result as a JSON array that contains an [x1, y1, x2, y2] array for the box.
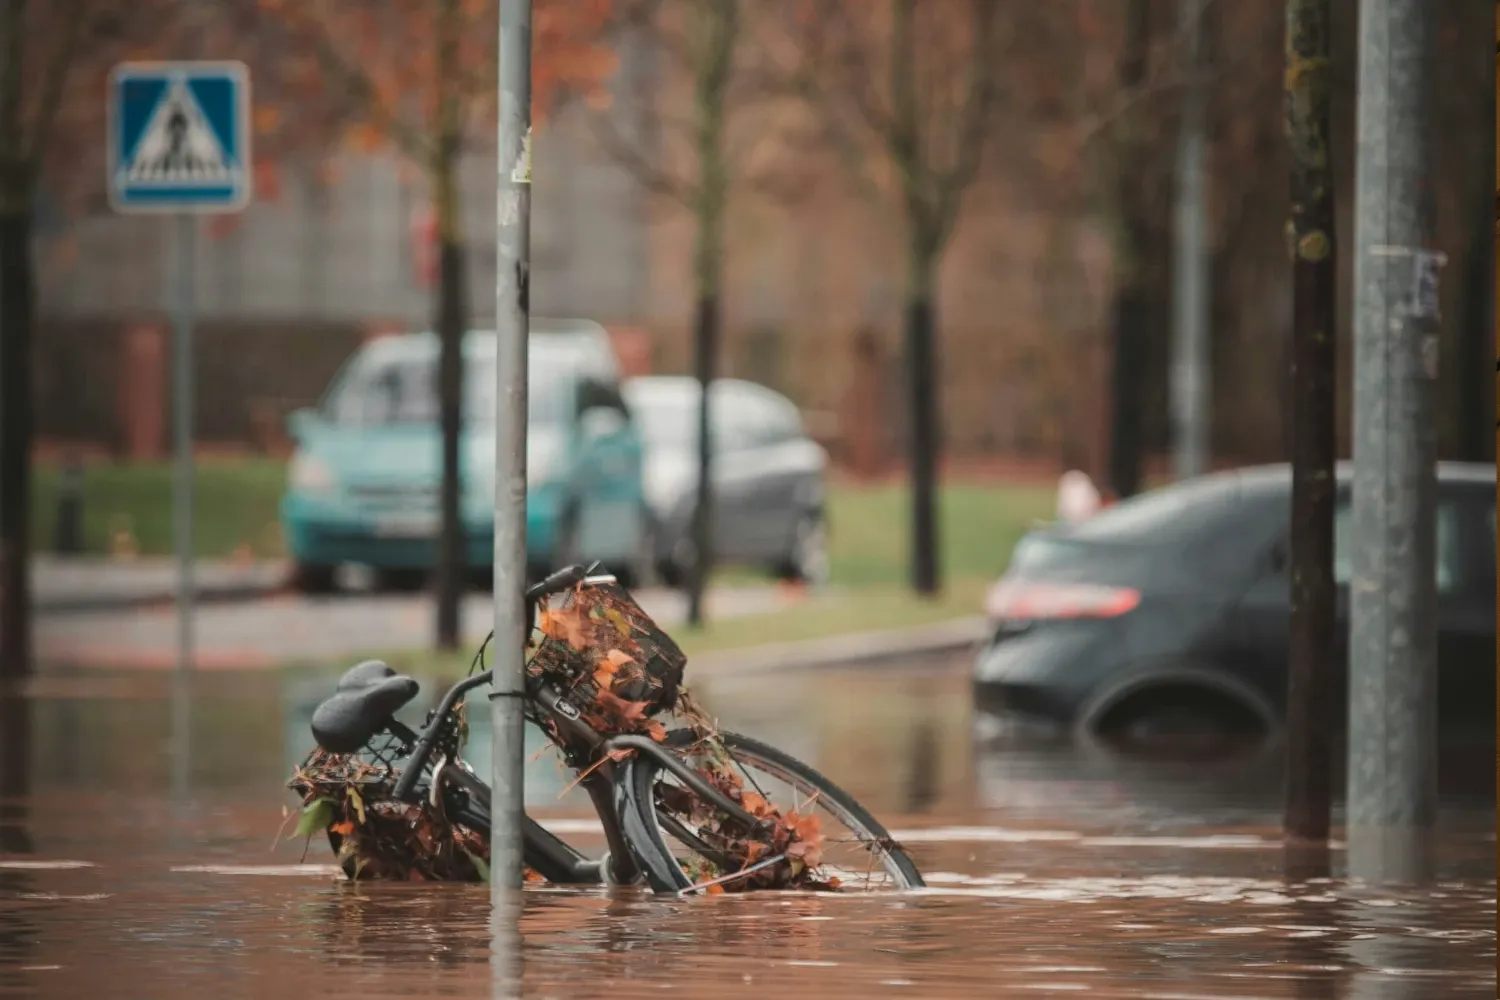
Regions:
[[108, 61, 252, 213]]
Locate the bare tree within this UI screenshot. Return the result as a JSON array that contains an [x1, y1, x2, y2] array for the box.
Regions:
[[260, 0, 613, 649], [1, 0, 102, 679], [592, 0, 802, 625], [1283, 0, 1337, 854], [791, 0, 1001, 597]]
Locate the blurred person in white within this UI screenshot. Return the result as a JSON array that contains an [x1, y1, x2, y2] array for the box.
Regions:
[[1056, 469, 1102, 524]]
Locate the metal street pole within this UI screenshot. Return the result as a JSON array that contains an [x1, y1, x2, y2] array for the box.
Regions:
[[1347, 0, 1443, 885], [1170, 0, 1211, 481], [491, 0, 532, 982], [170, 212, 197, 805]]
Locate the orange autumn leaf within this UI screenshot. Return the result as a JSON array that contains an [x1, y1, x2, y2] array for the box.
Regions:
[[538, 603, 591, 650], [594, 689, 650, 724], [253, 104, 282, 136], [329, 819, 355, 836], [741, 791, 771, 817], [592, 647, 637, 689], [706, 883, 726, 895], [644, 719, 668, 742], [789, 812, 823, 842]]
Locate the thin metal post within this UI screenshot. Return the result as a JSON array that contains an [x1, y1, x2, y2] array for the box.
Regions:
[[491, 0, 532, 916], [171, 212, 197, 804], [1347, 0, 1443, 884], [1170, 0, 1211, 481]]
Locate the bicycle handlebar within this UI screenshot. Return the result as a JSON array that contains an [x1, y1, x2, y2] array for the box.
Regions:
[[389, 562, 597, 803], [526, 562, 591, 602]]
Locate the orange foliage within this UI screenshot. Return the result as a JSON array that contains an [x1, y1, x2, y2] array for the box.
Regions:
[[255, 0, 616, 168]]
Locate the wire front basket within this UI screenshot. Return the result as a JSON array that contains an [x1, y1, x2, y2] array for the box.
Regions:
[[526, 577, 688, 736]]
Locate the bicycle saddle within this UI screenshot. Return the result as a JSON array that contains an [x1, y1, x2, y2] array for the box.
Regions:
[[310, 660, 421, 754]]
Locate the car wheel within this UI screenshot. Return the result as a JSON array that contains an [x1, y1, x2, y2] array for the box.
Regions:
[[291, 561, 337, 595], [377, 568, 428, 593], [779, 512, 829, 586], [656, 557, 684, 588], [1091, 685, 1268, 758]]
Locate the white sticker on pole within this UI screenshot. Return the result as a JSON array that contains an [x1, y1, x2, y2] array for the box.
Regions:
[[510, 126, 531, 184], [1370, 244, 1448, 323]]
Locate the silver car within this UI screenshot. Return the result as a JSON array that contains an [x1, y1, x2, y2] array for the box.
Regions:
[[622, 375, 830, 587]]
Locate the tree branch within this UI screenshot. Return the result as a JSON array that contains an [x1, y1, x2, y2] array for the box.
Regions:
[[0, 0, 24, 167], [690, 0, 736, 294], [779, 2, 887, 208], [887, 0, 921, 196], [301, 0, 431, 162], [931, 0, 997, 245], [23, 0, 89, 178], [590, 103, 693, 203]]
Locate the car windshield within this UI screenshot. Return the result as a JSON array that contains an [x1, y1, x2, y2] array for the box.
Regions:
[[326, 350, 573, 428]]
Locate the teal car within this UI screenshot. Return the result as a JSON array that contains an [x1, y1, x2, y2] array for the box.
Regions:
[[280, 322, 651, 593]]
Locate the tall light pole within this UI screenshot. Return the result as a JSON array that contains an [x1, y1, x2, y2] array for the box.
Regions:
[[491, 0, 532, 992], [1347, 0, 1443, 885]]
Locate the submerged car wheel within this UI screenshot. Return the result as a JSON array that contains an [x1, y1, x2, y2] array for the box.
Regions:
[[292, 561, 337, 595]]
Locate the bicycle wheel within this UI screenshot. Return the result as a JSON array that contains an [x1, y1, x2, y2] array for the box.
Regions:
[[617, 729, 925, 893]]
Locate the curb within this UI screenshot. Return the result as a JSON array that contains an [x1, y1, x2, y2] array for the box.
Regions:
[[36, 581, 288, 616], [690, 615, 990, 677], [33, 559, 291, 616]]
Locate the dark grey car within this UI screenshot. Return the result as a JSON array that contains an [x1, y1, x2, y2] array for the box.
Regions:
[[973, 462, 1496, 744], [622, 376, 829, 586]]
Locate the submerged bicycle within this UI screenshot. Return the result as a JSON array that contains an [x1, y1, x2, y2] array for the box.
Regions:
[[288, 564, 924, 894]]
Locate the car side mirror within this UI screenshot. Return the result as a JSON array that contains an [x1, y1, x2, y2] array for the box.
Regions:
[[287, 407, 319, 441], [579, 406, 627, 440]]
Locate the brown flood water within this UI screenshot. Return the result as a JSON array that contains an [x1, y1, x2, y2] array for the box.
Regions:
[[1, 659, 1495, 998]]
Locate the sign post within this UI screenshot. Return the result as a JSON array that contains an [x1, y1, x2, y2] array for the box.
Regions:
[[108, 62, 251, 800], [1347, 0, 1442, 884], [492, 1, 532, 993]]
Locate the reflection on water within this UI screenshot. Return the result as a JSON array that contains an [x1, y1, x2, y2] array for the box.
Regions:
[[1, 660, 1494, 998]]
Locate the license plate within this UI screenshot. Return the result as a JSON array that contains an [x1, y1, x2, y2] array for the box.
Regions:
[[372, 513, 440, 538]]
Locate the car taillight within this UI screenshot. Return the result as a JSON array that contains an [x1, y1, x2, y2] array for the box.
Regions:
[[983, 579, 1140, 621]]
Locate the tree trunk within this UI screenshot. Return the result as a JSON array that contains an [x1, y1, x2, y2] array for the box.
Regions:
[[0, 206, 32, 681], [685, 291, 719, 627], [905, 251, 941, 596], [682, 0, 735, 628], [1455, 178, 1495, 462], [1283, 0, 1337, 852], [1104, 0, 1154, 500], [1106, 286, 1151, 499], [0, 691, 29, 852], [432, 158, 466, 651]]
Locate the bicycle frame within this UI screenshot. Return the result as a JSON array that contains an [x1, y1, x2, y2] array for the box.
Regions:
[[373, 564, 771, 888]]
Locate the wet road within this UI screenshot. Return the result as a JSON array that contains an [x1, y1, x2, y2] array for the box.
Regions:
[[2, 659, 1494, 998]]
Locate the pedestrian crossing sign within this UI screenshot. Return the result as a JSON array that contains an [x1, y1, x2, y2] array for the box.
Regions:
[[108, 61, 252, 213]]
